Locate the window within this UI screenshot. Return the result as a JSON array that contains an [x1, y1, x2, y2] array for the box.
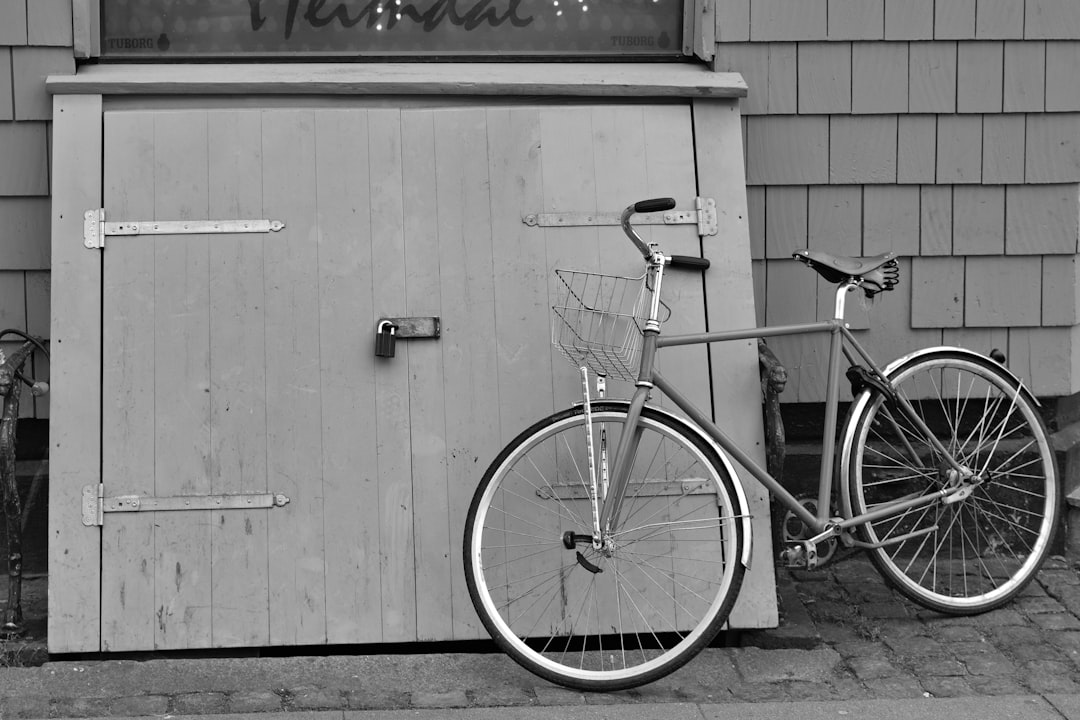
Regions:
[[99, 0, 687, 59]]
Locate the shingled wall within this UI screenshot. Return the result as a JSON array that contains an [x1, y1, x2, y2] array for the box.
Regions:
[[0, 0, 73, 420], [715, 0, 1080, 401], [3, 1, 1080, 408]]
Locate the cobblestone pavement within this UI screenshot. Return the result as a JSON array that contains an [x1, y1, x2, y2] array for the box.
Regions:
[[3, 555, 1080, 718]]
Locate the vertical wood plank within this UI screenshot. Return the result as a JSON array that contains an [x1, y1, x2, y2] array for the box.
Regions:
[[911, 257, 965, 327], [952, 186, 1005, 255], [897, 115, 937, 183], [693, 99, 777, 628], [368, 108, 415, 642], [885, 0, 934, 39], [982, 114, 1026, 184], [937, 115, 983, 183], [262, 109, 327, 646], [798, 42, 852, 114], [909, 41, 957, 113], [965, 256, 1042, 326], [830, 115, 898, 184], [482, 106, 550, 639], [851, 42, 908, 114], [206, 109, 270, 648], [99, 109, 156, 653], [315, 108, 381, 644], [1003, 41, 1046, 112], [863, 186, 920, 255], [808, 186, 862, 256], [400, 109, 451, 641], [434, 108, 499, 640], [152, 111, 212, 650], [920, 185, 954, 255], [1005, 184, 1080, 255], [539, 106, 601, 410], [956, 41, 1004, 113], [641, 104, 710, 414]]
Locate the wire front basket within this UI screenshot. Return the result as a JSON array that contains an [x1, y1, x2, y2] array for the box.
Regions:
[[551, 269, 652, 383]]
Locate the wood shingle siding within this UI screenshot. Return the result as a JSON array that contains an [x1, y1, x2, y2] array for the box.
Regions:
[[0, 1, 27, 45], [13, 47, 75, 120], [828, 0, 884, 41], [957, 42, 1004, 113], [0, 49, 12, 120], [885, 0, 934, 40], [1004, 41, 1046, 112], [0, 123, 49, 195], [911, 256, 965, 328], [0, 197, 51, 269], [1026, 0, 1080, 39]]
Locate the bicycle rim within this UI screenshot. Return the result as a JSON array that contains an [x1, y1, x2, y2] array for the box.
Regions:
[[847, 352, 1059, 614], [464, 405, 746, 690]]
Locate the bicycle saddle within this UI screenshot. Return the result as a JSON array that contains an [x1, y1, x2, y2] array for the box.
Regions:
[[793, 249, 900, 296]]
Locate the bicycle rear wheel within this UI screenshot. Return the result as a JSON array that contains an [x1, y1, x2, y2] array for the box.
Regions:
[[844, 350, 1060, 614], [464, 403, 747, 691]]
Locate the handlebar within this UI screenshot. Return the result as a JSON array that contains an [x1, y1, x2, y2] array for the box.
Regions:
[[620, 198, 711, 271]]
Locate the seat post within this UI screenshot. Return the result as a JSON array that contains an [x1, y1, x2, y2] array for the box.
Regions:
[[834, 281, 858, 321]]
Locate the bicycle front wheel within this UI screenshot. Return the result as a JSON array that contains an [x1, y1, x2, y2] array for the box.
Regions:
[[844, 350, 1060, 614], [464, 403, 747, 691]]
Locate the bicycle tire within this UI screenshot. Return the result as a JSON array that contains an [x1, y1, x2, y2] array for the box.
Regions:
[[463, 403, 747, 691], [842, 349, 1060, 614]]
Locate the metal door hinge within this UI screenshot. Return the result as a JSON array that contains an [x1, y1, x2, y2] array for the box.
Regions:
[[83, 209, 286, 249], [524, 197, 717, 237], [82, 484, 290, 526]]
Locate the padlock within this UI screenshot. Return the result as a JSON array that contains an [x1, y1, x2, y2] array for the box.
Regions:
[[375, 320, 397, 358]]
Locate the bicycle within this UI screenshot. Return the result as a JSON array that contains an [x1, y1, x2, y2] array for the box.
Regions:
[[462, 198, 1062, 691]]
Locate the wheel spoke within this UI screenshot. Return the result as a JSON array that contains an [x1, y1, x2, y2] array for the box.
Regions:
[[848, 353, 1058, 615]]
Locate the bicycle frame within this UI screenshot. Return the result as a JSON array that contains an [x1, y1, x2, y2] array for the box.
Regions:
[[598, 266, 968, 549]]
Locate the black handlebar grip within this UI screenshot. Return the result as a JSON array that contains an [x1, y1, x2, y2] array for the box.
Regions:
[[668, 255, 711, 270], [634, 197, 677, 213]]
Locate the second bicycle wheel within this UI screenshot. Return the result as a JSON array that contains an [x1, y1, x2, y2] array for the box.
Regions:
[[843, 349, 1060, 614], [464, 403, 747, 691]]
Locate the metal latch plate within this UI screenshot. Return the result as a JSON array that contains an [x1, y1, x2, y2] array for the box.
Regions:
[[524, 197, 717, 236], [82, 484, 290, 526]]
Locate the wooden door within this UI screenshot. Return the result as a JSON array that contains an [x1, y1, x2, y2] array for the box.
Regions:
[[98, 102, 712, 651]]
